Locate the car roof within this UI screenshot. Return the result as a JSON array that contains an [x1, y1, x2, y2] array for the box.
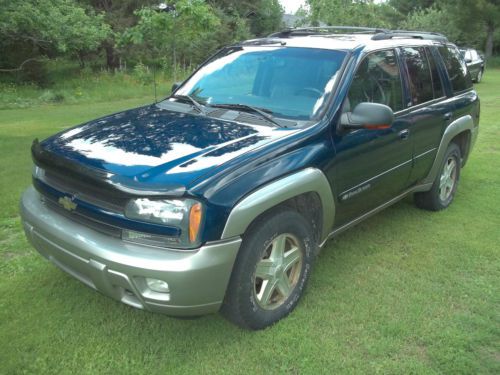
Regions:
[[241, 27, 450, 53]]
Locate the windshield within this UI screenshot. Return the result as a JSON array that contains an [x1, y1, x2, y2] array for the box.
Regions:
[[174, 46, 347, 121]]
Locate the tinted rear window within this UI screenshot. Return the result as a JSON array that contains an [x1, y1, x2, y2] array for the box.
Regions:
[[438, 46, 472, 93], [401, 47, 434, 105], [426, 48, 444, 98]]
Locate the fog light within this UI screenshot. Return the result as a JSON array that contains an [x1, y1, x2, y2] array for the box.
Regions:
[[146, 278, 170, 293]]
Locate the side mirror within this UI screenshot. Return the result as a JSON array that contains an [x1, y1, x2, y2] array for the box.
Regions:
[[340, 102, 394, 130], [171, 82, 181, 93]]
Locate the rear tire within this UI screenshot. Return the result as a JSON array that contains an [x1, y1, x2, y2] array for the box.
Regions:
[[221, 208, 315, 330], [476, 69, 483, 83], [414, 143, 461, 211]]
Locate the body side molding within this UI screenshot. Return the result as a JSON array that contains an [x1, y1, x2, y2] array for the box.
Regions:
[[416, 115, 475, 191], [221, 168, 335, 242]]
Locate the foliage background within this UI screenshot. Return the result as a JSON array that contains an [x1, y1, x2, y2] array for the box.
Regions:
[[0, 0, 499, 92]]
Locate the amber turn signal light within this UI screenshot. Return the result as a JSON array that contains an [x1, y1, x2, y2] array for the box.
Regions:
[[189, 203, 203, 243], [364, 124, 391, 130]]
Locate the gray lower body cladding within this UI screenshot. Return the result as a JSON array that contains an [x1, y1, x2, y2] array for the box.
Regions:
[[20, 187, 241, 316]]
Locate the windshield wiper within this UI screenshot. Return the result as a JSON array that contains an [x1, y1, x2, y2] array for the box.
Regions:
[[211, 103, 283, 127], [171, 94, 207, 115]]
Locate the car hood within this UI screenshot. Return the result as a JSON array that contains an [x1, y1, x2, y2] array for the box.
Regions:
[[40, 104, 297, 188]]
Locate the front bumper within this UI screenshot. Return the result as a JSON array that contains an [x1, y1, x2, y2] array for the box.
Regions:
[[20, 187, 241, 316]]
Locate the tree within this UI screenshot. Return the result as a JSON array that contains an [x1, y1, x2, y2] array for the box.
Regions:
[[400, 5, 463, 42], [306, 0, 395, 29], [0, 0, 110, 72], [248, 0, 283, 36], [80, 1, 158, 69], [208, 0, 283, 36], [447, 0, 500, 57], [123, 0, 220, 80], [209, 7, 252, 48], [389, 0, 437, 15]]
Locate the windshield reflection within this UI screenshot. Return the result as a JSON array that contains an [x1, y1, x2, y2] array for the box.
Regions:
[[175, 46, 346, 120]]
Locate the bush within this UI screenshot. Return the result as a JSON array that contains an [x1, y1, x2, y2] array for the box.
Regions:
[[486, 55, 500, 68], [39, 90, 65, 103], [132, 62, 153, 85]]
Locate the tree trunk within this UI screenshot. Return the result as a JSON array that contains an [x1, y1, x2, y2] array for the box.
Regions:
[[77, 51, 86, 69], [485, 23, 494, 58], [104, 40, 119, 70]]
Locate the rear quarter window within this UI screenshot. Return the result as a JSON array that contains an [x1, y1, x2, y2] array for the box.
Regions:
[[438, 46, 472, 93]]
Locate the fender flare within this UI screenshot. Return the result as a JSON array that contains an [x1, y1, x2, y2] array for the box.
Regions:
[[418, 114, 476, 189], [221, 168, 335, 242]]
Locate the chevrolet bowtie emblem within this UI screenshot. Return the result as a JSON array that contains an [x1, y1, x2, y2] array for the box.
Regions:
[[58, 196, 77, 211]]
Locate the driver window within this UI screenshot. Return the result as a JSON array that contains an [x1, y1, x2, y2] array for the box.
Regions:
[[346, 49, 404, 113]]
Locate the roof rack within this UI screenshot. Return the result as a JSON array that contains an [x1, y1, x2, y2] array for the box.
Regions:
[[372, 30, 448, 42], [268, 26, 448, 42], [268, 26, 389, 38]]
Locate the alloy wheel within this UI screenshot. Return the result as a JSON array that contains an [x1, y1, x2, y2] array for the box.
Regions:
[[253, 233, 303, 310], [439, 156, 457, 201]]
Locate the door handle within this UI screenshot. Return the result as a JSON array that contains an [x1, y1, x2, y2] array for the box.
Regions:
[[443, 112, 453, 121], [399, 129, 410, 140]]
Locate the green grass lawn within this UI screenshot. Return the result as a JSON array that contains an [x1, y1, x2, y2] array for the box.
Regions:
[[0, 60, 176, 110], [1, 72, 499, 374]]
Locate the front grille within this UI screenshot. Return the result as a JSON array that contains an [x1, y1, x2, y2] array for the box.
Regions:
[[35, 167, 125, 238], [42, 196, 122, 238], [43, 170, 127, 213]]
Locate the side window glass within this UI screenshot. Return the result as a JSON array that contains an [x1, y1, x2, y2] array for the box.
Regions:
[[401, 47, 434, 105], [438, 46, 472, 93], [426, 48, 444, 98], [347, 49, 404, 113]]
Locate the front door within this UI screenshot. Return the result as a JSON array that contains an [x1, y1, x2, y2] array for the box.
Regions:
[[329, 49, 413, 225]]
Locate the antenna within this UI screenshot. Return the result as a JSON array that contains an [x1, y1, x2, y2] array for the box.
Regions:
[[153, 63, 157, 103]]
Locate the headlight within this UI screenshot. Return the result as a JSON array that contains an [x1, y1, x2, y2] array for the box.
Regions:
[[32, 165, 45, 179], [124, 198, 203, 248]]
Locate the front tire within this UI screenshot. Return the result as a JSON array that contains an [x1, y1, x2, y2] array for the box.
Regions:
[[221, 208, 315, 330], [414, 143, 461, 211]]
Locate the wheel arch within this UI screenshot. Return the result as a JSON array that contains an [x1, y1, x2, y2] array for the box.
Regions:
[[419, 114, 475, 188], [221, 168, 335, 245], [451, 130, 472, 167]]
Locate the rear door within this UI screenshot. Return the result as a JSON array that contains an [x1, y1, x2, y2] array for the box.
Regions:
[[436, 45, 477, 132], [400, 46, 451, 184]]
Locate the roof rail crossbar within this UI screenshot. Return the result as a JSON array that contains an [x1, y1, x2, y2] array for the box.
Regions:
[[268, 26, 388, 38], [372, 30, 448, 42], [268, 27, 448, 42]]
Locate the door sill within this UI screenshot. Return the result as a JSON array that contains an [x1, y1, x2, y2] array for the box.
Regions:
[[319, 183, 432, 248]]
